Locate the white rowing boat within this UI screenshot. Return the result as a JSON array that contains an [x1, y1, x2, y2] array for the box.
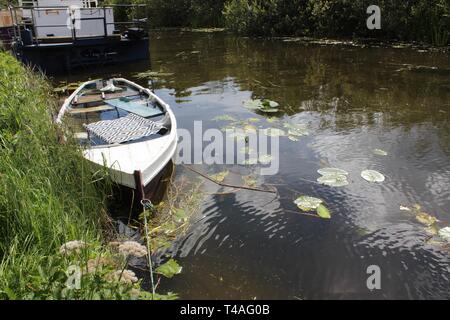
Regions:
[[56, 78, 177, 200]]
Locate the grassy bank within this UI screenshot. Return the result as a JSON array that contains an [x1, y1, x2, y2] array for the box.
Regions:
[[0, 52, 153, 299]]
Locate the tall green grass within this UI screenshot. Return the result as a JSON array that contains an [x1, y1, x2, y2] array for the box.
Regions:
[[0, 53, 124, 299]]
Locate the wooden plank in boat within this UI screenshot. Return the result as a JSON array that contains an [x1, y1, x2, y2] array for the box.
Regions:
[[73, 92, 140, 105], [74, 132, 89, 140], [69, 105, 114, 114]]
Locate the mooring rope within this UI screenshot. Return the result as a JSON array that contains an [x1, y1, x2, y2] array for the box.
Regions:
[[141, 199, 156, 298]]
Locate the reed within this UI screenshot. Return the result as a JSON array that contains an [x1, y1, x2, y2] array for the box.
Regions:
[[0, 52, 139, 299]]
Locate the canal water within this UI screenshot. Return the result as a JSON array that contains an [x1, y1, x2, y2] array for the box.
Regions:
[[60, 30, 450, 299]]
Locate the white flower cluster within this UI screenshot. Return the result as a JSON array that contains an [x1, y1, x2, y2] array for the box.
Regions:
[[118, 241, 147, 258], [106, 269, 138, 284], [59, 240, 87, 255], [85, 257, 113, 274]]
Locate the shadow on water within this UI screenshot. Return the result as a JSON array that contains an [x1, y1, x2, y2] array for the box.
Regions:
[[56, 30, 450, 299]]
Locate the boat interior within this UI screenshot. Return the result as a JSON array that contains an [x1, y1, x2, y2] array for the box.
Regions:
[[66, 79, 170, 147]]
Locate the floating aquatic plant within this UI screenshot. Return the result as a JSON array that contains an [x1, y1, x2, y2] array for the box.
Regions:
[[258, 154, 273, 164], [134, 70, 174, 79], [361, 170, 385, 183], [317, 167, 348, 176], [243, 124, 257, 133], [438, 227, 450, 242], [242, 175, 258, 187], [294, 196, 331, 219], [261, 128, 285, 137], [210, 170, 229, 183], [284, 123, 309, 136], [317, 167, 349, 187], [294, 196, 323, 211], [415, 212, 438, 226], [243, 99, 279, 113], [317, 174, 349, 187], [373, 149, 388, 156], [243, 158, 258, 165], [155, 259, 182, 278], [212, 115, 236, 122], [316, 204, 331, 219]]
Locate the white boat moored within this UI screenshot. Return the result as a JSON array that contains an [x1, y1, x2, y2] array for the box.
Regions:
[[56, 78, 177, 200]]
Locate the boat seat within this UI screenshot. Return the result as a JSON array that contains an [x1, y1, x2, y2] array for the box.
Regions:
[[74, 132, 88, 140], [69, 105, 114, 114], [73, 92, 139, 105], [84, 113, 165, 144], [105, 97, 164, 118]]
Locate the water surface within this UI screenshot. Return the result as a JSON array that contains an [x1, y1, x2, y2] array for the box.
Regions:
[[60, 30, 450, 299]]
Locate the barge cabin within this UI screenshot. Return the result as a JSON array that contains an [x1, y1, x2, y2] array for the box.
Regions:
[[5, 0, 150, 74]]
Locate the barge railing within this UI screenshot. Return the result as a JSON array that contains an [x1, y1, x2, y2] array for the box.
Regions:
[[7, 4, 149, 47]]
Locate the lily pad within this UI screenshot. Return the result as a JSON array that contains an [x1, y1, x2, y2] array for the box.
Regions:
[[284, 123, 309, 136], [243, 175, 258, 187], [438, 227, 450, 242], [317, 174, 349, 187], [243, 99, 262, 110], [210, 170, 229, 183], [294, 196, 323, 212], [155, 259, 182, 278], [317, 168, 349, 176], [261, 128, 285, 137], [361, 170, 385, 183], [317, 167, 349, 187], [415, 212, 437, 226], [212, 115, 236, 122], [243, 158, 258, 165], [243, 124, 257, 133], [316, 204, 331, 219], [243, 99, 280, 113], [424, 225, 438, 236], [373, 149, 388, 156], [258, 154, 273, 164]]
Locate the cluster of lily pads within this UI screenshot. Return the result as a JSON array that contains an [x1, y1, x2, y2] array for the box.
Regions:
[[209, 169, 259, 189], [236, 99, 447, 234], [400, 204, 450, 246], [214, 111, 309, 143], [313, 167, 386, 187], [243, 99, 280, 113]]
